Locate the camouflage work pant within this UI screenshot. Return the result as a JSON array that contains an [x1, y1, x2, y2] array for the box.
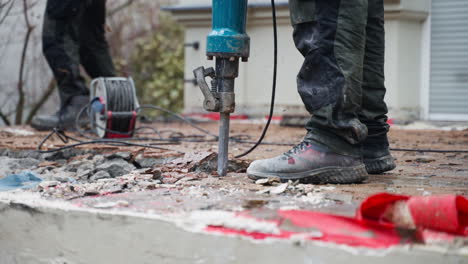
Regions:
[[289, 0, 389, 156], [43, 0, 115, 108]]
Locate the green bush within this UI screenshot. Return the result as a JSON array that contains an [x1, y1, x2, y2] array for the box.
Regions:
[[129, 13, 185, 117]]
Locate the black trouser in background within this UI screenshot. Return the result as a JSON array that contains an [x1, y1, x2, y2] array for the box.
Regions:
[[43, 0, 116, 108]]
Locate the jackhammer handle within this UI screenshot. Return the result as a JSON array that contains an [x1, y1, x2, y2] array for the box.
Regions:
[[193, 66, 219, 112]]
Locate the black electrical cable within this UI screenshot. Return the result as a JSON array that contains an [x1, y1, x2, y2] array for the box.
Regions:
[[390, 148, 468, 153], [37, 141, 180, 154], [137, 105, 218, 138], [75, 102, 216, 146], [235, 0, 278, 159], [37, 129, 179, 154], [76, 102, 292, 146]]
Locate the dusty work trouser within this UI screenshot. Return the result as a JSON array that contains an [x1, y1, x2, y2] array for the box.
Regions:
[[289, 0, 389, 157], [43, 0, 115, 108]]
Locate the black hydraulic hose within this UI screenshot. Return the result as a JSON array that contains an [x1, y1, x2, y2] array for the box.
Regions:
[[235, 0, 278, 159]]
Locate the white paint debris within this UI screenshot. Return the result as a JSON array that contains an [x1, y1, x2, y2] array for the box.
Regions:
[[255, 177, 281, 186], [183, 210, 281, 235], [93, 200, 130, 209], [0, 128, 35, 136], [279, 205, 300, 210], [270, 183, 289, 194], [317, 186, 336, 191], [299, 193, 328, 206], [255, 179, 270, 185], [296, 184, 315, 193], [256, 183, 289, 195], [39, 181, 60, 188], [423, 191, 432, 196]]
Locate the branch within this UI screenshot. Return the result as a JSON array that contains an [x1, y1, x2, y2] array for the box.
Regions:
[[0, 0, 13, 11], [15, 0, 36, 125], [0, 109, 11, 126], [107, 0, 135, 17], [0, 0, 14, 25], [0, 0, 13, 8], [25, 78, 56, 124]]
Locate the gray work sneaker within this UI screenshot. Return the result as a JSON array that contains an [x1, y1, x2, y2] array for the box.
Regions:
[[247, 142, 368, 184], [31, 95, 89, 131], [362, 136, 396, 174]]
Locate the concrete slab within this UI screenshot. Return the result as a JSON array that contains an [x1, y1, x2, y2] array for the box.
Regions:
[[1, 192, 466, 264]]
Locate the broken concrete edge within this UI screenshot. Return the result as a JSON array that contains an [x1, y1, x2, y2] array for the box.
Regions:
[[0, 191, 466, 258]]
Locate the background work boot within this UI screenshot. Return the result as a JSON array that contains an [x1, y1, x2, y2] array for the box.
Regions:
[[247, 142, 368, 184], [362, 136, 396, 174], [31, 96, 89, 131]]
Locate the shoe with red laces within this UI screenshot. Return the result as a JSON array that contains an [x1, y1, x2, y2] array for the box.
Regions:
[[247, 141, 368, 184]]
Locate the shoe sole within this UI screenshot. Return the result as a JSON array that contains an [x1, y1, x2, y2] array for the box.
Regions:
[[30, 123, 55, 131], [364, 155, 396, 174], [30, 118, 88, 132], [30, 123, 80, 132], [247, 165, 368, 184]]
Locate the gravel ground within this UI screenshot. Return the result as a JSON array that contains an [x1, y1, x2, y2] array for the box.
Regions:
[[0, 122, 466, 216]]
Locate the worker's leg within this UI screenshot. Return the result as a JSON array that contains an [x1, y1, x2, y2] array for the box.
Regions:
[[31, 1, 89, 130], [360, 0, 396, 173], [296, 1, 369, 157], [41, 0, 89, 107], [247, 0, 369, 184], [79, 0, 116, 78]]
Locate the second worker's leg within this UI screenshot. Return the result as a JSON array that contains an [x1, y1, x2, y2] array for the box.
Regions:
[[79, 0, 116, 78], [360, 0, 396, 174], [31, 0, 89, 131], [247, 0, 369, 184]]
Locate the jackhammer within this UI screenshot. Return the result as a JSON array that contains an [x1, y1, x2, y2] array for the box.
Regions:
[[193, 0, 251, 176]]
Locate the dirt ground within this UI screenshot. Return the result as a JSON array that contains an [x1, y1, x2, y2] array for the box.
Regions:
[[0, 122, 467, 216]]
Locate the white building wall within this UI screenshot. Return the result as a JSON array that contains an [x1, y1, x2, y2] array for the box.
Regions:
[[172, 0, 431, 121], [384, 18, 426, 120]]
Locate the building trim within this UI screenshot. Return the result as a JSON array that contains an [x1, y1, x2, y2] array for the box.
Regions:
[[385, 10, 429, 21], [162, 2, 289, 12], [165, 4, 291, 28], [429, 114, 468, 122], [420, 4, 431, 120]]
